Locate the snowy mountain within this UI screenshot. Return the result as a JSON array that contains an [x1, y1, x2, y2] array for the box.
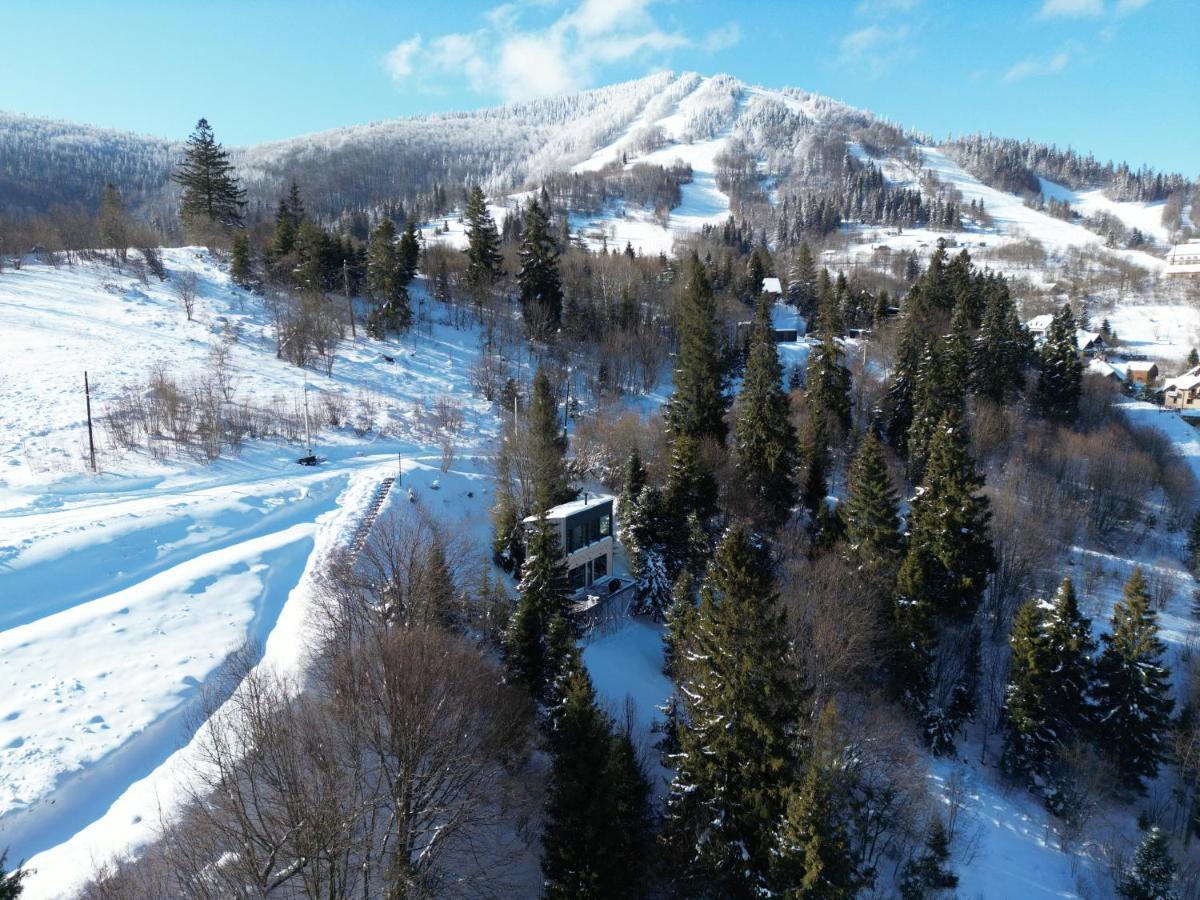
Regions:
[[3, 72, 1193, 261]]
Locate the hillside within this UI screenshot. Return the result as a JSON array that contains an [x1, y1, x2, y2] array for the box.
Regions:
[[3, 72, 1193, 265]]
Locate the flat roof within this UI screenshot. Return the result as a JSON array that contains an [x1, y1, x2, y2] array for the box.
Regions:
[[523, 493, 615, 523]]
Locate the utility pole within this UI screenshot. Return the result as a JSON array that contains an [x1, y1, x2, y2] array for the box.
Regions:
[[84, 371, 96, 473]]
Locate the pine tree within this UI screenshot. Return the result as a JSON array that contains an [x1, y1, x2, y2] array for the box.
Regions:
[[662, 570, 696, 679], [229, 229, 252, 287], [882, 308, 924, 454], [0, 850, 27, 900], [666, 254, 730, 445], [893, 409, 995, 750], [735, 296, 798, 528], [799, 402, 831, 519], [365, 218, 412, 336], [504, 509, 568, 694], [271, 181, 303, 257], [971, 276, 1028, 403], [662, 432, 717, 577], [98, 182, 129, 261], [772, 703, 862, 898], [398, 219, 420, 285], [464, 185, 503, 292], [842, 429, 902, 589], [173, 118, 246, 230], [1117, 827, 1177, 900], [517, 199, 563, 338], [898, 819, 958, 899], [542, 658, 650, 900], [805, 332, 852, 433], [625, 484, 673, 616], [666, 525, 804, 897], [788, 242, 817, 316], [528, 367, 571, 511], [1034, 305, 1083, 423], [1185, 511, 1200, 573], [411, 538, 457, 630], [1095, 568, 1174, 793]]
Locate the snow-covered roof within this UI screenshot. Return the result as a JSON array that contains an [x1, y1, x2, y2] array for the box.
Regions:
[[1164, 373, 1200, 392], [1026, 314, 1053, 332], [1077, 329, 1102, 347], [1124, 360, 1158, 373], [762, 277, 782, 295], [1087, 359, 1124, 380], [523, 493, 614, 523]]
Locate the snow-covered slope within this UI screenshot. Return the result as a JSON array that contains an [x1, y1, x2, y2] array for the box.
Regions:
[[0, 251, 504, 897]]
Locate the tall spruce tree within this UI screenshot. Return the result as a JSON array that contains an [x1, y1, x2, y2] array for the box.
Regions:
[[842, 429, 903, 590], [98, 182, 129, 261], [771, 703, 862, 897], [788, 242, 818, 316], [666, 525, 804, 897], [971, 276, 1029, 403], [898, 819, 958, 899], [542, 657, 651, 900], [662, 432, 717, 577], [517, 199, 564, 338], [1117, 827, 1177, 900], [893, 408, 995, 751], [365, 218, 412, 336], [173, 118, 245, 230], [504, 510, 569, 694], [799, 401, 831, 519], [1034, 305, 1083, 423], [229, 230, 252, 287], [464, 185, 503, 291], [1001, 579, 1096, 811], [528, 367, 571, 510], [805, 332, 852, 433], [882, 307, 925, 454], [666, 254, 730, 445], [735, 296, 798, 528], [398, 220, 421, 285], [1095, 568, 1174, 793]]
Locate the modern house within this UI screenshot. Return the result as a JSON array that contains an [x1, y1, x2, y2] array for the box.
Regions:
[[1166, 240, 1200, 278], [524, 493, 615, 596]]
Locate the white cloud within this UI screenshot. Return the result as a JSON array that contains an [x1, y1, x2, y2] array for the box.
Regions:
[[384, 35, 422, 82], [1115, 0, 1151, 12], [1001, 48, 1072, 82], [702, 23, 741, 53], [839, 24, 912, 75], [1039, 0, 1104, 16], [382, 0, 736, 102]]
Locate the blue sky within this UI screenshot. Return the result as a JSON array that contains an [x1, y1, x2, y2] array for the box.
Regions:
[[1, 0, 1196, 174]]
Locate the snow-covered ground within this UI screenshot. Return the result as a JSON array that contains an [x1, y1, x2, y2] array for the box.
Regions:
[[0, 251, 502, 896]]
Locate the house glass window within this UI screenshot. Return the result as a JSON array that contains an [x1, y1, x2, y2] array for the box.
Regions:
[[569, 565, 586, 592], [569, 523, 585, 552], [599, 514, 610, 537], [593, 554, 608, 579]]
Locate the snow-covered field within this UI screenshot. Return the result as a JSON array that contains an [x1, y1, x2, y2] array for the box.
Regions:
[[0, 251, 503, 896]]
